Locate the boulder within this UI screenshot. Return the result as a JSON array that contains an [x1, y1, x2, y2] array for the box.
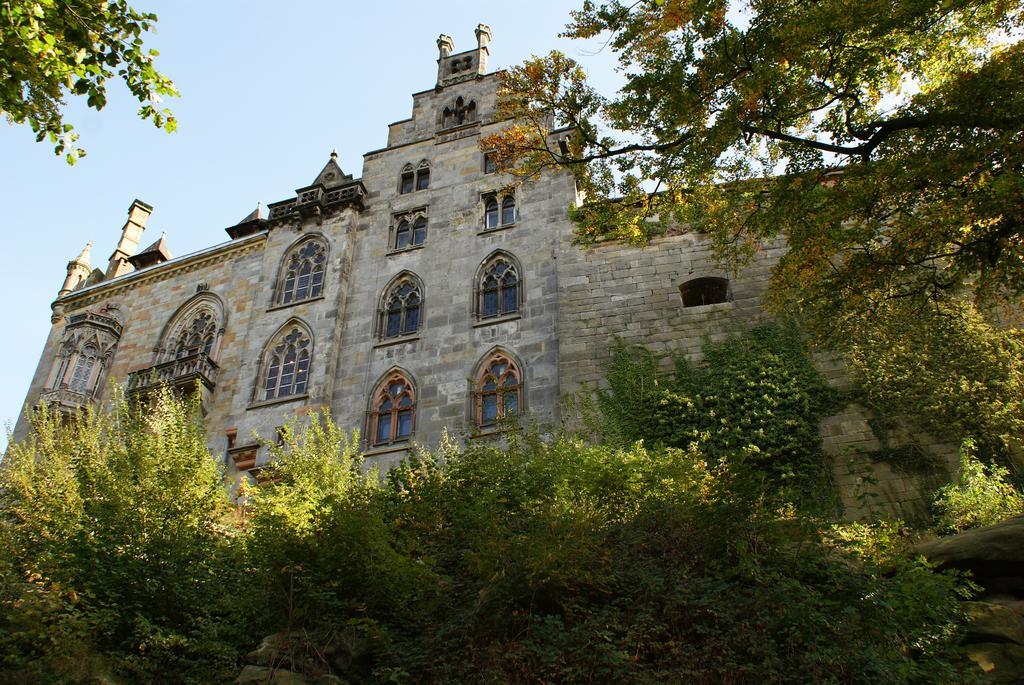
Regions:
[[914, 517, 1024, 592], [964, 602, 1024, 645], [235, 665, 313, 685], [915, 517, 1024, 567], [966, 643, 1024, 684]]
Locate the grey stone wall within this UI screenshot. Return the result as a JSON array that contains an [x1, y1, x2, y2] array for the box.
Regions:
[[16, 36, 957, 519], [336, 70, 571, 471]]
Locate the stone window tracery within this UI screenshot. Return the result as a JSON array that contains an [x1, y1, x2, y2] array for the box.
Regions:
[[379, 274, 422, 339], [42, 306, 123, 404], [369, 371, 416, 446], [475, 351, 522, 427], [276, 237, 327, 306], [476, 252, 520, 319], [172, 311, 216, 359], [158, 294, 224, 364], [68, 344, 98, 393], [260, 324, 312, 402]]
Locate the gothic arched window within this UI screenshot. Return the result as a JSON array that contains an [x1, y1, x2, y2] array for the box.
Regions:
[[379, 275, 422, 339], [68, 344, 98, 393], [389, 211, 425, 252], [484, 197, 499, 229], [475, 351, 523, 427], [416, 162, 430, 191], [276, 238, 328, 306], [483, 192, 516, 230], [477, 253, 520, 319], [501, 196, 516, 225], [157, 294, 225, 364], [369, 371, 416, 446], [260, 324, 312, 401], [400, 165, 415, 194], [441, 97, 477, 128], [173, 310, 216, 359]]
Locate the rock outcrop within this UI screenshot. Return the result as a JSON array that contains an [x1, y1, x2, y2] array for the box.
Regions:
[[916, 516, 1024, 683]]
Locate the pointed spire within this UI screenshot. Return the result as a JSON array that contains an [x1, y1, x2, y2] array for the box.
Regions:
[[73, 241, 93, 267], [330, 148, 338, 161], [60, 241, 95, 298]]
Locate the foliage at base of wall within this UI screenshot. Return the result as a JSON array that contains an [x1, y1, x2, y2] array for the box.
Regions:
[[1, 395, 982, 684], [844, 297, 1024, 479], [586, 322, 842, 507], [933, 438, 1024, 534], [0, 391, 245, 684]]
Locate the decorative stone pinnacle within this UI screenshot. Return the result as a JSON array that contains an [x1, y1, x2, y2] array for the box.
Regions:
[[475, 24, 492, 50], [330, 149, 338, 160], [437, 34, 454, 57]]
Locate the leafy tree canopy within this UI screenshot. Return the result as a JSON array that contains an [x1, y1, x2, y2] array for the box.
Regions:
[[0, 0, 178, 164], [484, 0, 1024, 339]]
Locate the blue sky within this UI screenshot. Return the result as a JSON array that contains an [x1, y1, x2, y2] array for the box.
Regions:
[[0, 1, 621, 447]]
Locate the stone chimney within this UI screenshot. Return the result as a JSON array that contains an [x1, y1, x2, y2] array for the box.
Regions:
[[105, 199, 153, 279], [58, 241, 93, 298]]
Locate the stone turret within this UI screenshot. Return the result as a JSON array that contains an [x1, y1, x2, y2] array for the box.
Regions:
[[105, 199, 153, 279], [436, 25, 491, 88], [58, 241, 93, 298]]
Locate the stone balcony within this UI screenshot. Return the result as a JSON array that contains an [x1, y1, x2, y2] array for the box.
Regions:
[[36, 386, 95, 414], [127, 352, 219, 397]]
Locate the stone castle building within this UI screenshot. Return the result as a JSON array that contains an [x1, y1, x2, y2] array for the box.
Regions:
[[16, 27, 952, 516]]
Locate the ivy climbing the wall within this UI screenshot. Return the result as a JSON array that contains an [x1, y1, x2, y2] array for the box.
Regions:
[[595, 323, 841, 505]]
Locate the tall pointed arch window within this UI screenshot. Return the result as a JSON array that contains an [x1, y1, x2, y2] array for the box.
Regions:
[[276, 238, 327, 306], [475, 351, 523, 427], [41, 307, 122, 410], [477, 253, 520, 319], [260, 324, 312, 401], [379, 275, 422, 339], [68, 344, 99, 393], [369, 372, 416, 446]]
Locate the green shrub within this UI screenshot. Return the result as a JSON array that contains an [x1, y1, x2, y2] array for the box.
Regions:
[[933, 439, 1024, 533], [594, 322, 840, 506], [0, 390, 243, 684], [0, 385, 981, 683]]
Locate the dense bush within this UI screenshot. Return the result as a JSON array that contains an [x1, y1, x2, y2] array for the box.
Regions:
[[845, 298, 1024, 474], [593, 322, 840, 506], [240, 426, 973, 683], [0, 350, 980, 683], [933, 439, 1024, 533], [0, 391, 244, 684]]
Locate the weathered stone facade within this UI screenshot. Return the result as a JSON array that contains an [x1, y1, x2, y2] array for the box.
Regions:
[[16, 26, 953, 515]]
